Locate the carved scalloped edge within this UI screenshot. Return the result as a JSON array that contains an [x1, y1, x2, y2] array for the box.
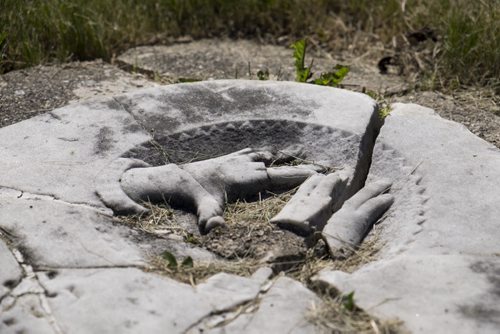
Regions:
[[376, 142, 428, 242], [143, 118, 350, 150], [95, 158, 151, 215]]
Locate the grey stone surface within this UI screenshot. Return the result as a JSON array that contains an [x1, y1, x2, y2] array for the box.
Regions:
[[315, 103, 500, 333], [0, 239, 22, 299], [193, 276, 321, 333], [0, 99, 151, 208], [0, 193, 213, 268], [0, 194, 144, 268], [3, 79, 499, 332], [37, 268, 265, 333], [0, 81, 381, 333], [0, 294, 55, 334]]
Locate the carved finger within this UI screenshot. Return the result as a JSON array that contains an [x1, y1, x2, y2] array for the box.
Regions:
[[313, 173, 344, 198], [272, 147, 307, 165], [358, 194, 394, 223], [345, 180, 392, 209], [248, 150, 276, 164], [291, 174, 325, 198], [267, 164, 322, 190]]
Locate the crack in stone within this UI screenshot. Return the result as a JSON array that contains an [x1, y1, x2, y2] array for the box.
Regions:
[[34, 264, 146, 270], [0, 185, 113, 216], [1, 246, 64, 334], [183, 279, 275, 333]]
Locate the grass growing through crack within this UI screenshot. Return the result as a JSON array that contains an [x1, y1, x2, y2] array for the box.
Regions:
[[121, 190, 400, 332], [148, 256, 260, 285]]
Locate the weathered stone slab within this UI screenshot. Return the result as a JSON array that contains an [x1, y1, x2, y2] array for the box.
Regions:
[[0, 98, 150, 208], [0, 194, 213, 268], [0, 240, 22, 299], [37, 268, 265, 333], [0, 81, 378, 210], [0, 80, 381, 333], [315, 103, 500, 333], [0, 294, 55, 334], [194, 276, 321, 333], [13, 80, 500, 332]]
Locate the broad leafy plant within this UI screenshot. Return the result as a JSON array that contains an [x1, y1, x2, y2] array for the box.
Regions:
[[291, 39, 350, 87]]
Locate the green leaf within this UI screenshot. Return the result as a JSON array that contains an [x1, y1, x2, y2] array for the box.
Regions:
[[183, 233, 200, 245], [312, 64, 350, 87], [257, 69, 269, 80], [291, 39, 313, 82], [181, 256, 194, 268], [341, 291, 356, 311], [161, 251, 178, 269]]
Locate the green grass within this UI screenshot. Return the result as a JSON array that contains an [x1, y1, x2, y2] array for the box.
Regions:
[[1, 0, 498, 89]]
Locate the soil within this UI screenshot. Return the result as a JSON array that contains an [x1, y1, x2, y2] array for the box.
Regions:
[[0, 60, 155, 128]]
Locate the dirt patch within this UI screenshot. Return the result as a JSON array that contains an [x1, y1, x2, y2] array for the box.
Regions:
[[202, 191, 306, 260], [117, 39, 409, 95], [121, 187, 385, 284], [0, 60, 155, 128]]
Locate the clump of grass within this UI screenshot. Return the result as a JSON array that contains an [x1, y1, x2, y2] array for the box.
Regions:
[[120, 201, 203, 246], [1, 0, 498, 89], [438, 0, 499, 88], [223, 190, 293, 226], [149, 256, 260, 285]]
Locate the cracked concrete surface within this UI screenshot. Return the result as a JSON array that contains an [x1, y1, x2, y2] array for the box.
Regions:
[[1, 80, 500, 333]]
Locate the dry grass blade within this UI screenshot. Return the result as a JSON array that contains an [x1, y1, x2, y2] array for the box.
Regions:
[[148, 257, 260, 285]]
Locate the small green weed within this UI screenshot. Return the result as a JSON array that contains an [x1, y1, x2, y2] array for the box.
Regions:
[[291, 39, 349, 87], [161, 251, 194, 270], [257, 69, 270, 80], [366, 90, 392, 119], [341, 291, 356, 311]]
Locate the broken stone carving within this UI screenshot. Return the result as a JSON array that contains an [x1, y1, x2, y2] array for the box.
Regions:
[[271, 171, 394, 254], [3, 80, 498, 333], [117, 148, 321, 233], [98, 140, 393, 256]]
